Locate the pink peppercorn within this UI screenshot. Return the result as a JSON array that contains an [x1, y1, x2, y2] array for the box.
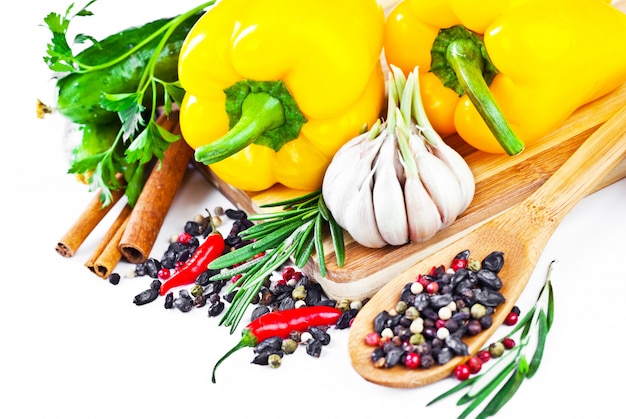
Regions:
[[426, 281, 439, 294], [157, 268, 171, 280], [504, 311, 519, 326], [365, 332, 380, 347], [177, 232, 193, 244], [282, 266, 295, 281], [454, 363, 471, 381], [467, 356, 483, 374], [477, 350, 491, 363], [502, 337, 516, 349], [450, 258, 468, 271], [404, 352, 421, 369]]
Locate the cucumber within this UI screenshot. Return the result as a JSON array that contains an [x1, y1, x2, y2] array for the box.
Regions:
[[55, 12, 202, 125]]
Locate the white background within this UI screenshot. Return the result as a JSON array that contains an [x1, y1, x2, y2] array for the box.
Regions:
[[2, 1, 626, 418]]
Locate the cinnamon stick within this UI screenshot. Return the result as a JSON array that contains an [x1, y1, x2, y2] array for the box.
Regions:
[[55, 187, 125, 257], [93, 214, 131, 278], [85, 204, 133, 276], [119, 113, 194, 263]]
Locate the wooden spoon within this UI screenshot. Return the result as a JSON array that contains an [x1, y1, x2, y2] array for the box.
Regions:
[[348, 103, 626, 388]]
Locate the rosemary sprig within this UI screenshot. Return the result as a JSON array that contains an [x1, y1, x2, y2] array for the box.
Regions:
[[427, 260, 556, 418], [208, 190, 346, 333]]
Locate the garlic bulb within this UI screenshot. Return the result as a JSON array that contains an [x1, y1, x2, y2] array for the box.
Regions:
[[322, 66, 475, 248]]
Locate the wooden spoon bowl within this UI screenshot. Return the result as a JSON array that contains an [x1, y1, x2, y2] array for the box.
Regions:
[[348, 104, 626, 388]]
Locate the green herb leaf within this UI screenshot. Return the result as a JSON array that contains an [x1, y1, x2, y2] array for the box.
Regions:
[[479, 366, 525, 418], [100, 92, 145, 139], [125, 121, 179, 165], [42, 1, 99, 71], [526, 311, 548, 378], [164, 81, 186, 109]]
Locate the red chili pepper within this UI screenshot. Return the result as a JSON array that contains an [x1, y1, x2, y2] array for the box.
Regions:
[[159, 220, 225, 296], [211, 305, 342, 383]]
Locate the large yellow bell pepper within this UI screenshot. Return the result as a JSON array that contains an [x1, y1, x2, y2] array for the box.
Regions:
[[384, 0, 626, 154], [178, 0, 385, 191]]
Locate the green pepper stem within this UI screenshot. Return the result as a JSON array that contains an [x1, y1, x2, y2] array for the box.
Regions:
[[446, 39, 524, 156], [195, 92, 286, 165], [211, 329, 258, 383]]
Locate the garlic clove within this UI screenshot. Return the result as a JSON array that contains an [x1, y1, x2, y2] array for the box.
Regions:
[[404, 174, 443, 242], [409, 132, 464, 228], [343, 162, 388, 248], [372, 132, 409, 245]]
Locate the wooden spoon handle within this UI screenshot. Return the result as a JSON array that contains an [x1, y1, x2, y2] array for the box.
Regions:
[[529, 103, 626, 224]]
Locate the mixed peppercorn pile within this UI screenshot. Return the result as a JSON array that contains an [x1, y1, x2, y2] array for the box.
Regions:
[[108, 207, 519, 381], [109, 207, 360, 371], [364, 249, 520, 380]]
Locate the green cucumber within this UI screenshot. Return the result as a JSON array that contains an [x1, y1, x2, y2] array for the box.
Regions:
[[55, 12, 202, 125]]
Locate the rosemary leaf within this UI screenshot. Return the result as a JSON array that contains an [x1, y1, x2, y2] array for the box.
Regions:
[[314, 213, 326, 276], [258, 189, 321, 209], [294, 223, 316, 267], [208, 256, 266, 282], [318, 195, 345, 267], [208, 222, 298, 269], [240, 214, 307, 239], [243, 207, 314, 229]]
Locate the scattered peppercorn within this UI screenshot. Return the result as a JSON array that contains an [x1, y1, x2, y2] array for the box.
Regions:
[[108, 273, 120, 285]]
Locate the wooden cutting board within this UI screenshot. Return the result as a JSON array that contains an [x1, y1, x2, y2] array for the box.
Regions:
[[196, 79, 626, 301]]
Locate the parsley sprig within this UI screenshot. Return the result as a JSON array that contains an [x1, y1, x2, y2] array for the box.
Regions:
[[207, 191, 346, 333], [42, 1, 215, 205], [428, 260, 556, 418]]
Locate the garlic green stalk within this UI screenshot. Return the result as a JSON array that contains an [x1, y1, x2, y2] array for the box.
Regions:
[[322, 66, 475, 248]]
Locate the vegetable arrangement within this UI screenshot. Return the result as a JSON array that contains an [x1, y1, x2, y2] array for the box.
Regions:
[[39, 1, 624, 409], [322, 66, 475, 248], [384, 0, 626, 154], [176, 0, 386, 192]]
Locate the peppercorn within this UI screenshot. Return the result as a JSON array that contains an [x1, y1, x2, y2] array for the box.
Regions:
[[164, 292, 174, 309], [489, 341, 505, 357], [309, 327, 331, 345], [335, 299, 351, 312], [281, 339, 298, 354], [108, 273, 120, 285], [502, 337, 516, 349], [292, 285, 307, 301], [174, 290, 194, 312], [133, 287, 159, 306], [467, 356, 483, 374], [470, 303, 487, 319], [454, 363, 471, 380], [306, 339, 323, 358], [504, 311, 519, 326], [208, 301, 225, 317]]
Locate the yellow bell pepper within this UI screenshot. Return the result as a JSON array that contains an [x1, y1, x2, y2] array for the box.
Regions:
[[178, 0, 385, 191], [384, 0, 626, 154]]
